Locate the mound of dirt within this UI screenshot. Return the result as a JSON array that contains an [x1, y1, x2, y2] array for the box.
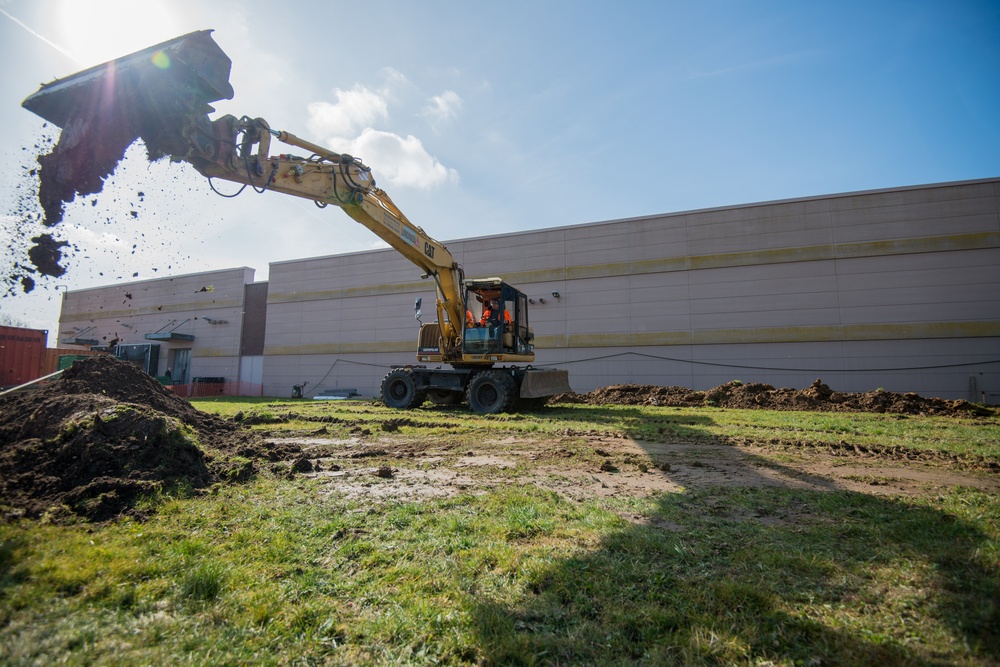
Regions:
[[553, 379, 994, 417], [0, 356, 271, 522]]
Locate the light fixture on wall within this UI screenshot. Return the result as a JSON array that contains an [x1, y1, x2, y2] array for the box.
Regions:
[[528, 298, 535, 304], [551, 291, 561, 300]]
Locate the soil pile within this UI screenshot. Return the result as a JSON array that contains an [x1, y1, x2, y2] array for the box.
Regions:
[[0, 356, 267, 521], [554, 379, 993, 417]]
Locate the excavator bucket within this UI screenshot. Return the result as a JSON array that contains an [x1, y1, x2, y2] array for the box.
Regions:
[[23, 29, 233, 129], [22, 30, 234, 228], [519, 368, 573, 399]]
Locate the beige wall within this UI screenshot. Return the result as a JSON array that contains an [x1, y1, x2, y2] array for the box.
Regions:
[[58, 180, 998, 402], [59, 267, 256, 383], [263, 179, 1000, 402]]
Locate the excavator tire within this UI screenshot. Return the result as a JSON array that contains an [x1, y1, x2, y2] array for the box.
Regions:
[[381, 368, 427, 409], [465, 371, 518, 414], [427, 389, 462, 406]]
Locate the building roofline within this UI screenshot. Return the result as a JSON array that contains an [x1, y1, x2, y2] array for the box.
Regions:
[[62, 266, 257, 295], [456, 177, 1000, 243]]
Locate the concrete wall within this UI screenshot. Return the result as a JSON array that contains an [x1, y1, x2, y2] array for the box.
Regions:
[[59, 267, 257, 384], [262, 179, 1000, 402]]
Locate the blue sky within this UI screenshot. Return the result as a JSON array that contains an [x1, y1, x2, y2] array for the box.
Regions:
[[1, 0, 998, 336]]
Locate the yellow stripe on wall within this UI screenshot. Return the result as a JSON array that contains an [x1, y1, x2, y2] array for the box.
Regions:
[[265, 321, 1000, 356]]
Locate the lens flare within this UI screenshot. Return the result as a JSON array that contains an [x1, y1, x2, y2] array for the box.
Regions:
[[151, 50, 171, 69]]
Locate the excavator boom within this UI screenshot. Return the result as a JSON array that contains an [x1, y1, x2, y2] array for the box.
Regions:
[[21, 29, 572, 411]]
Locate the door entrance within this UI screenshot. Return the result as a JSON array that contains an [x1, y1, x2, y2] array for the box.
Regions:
[[169, 348, 191, 384]]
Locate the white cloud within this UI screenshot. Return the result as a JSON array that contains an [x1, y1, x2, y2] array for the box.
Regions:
[[377, 67, 412, 100], [349, 129, 458, 190], [306, 86, 388, 139], [304, 84, 458, 191], [424, 90, 463, 123], [62, 222, 129, 249]]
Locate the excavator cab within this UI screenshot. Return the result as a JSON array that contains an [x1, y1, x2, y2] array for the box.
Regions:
[[462, 279, 533, 360]]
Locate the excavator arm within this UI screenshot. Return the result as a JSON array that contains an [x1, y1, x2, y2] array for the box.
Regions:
[[183, 115, 468, 358], [21, 30, 468, 360]]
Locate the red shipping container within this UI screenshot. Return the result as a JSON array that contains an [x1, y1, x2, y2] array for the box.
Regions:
[[0, 325, 48, 387]]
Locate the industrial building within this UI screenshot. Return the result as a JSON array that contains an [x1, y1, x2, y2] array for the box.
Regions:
[[57, 178, 1000, 403]]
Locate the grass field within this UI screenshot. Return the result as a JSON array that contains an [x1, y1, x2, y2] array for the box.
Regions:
[[1, 398, 998, 665]]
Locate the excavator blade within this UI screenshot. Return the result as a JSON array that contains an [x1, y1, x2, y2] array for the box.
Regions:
[[22, 29, 233, 129], [21, 30, 235, 230], [519, 369, 573, 399]]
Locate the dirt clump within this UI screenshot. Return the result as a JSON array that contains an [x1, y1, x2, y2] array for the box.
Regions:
[[554, 379, 993, 417], [0, 356, 272, 522]]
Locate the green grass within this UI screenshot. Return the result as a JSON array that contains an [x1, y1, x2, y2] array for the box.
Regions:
[[2, 482, 996, 665], [1, 399, 997, 665], [192, 397, 1000, 460]]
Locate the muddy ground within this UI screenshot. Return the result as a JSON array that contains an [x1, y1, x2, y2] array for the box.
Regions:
[[0, 358, 996, 522], [272, 431, 1000, 516]]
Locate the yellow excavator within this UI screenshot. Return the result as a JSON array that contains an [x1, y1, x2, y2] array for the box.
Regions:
[[22, 30, 570, 413]]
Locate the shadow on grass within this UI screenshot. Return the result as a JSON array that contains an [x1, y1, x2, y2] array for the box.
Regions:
[[0, 534, 28, 597], [543, 404, 717, 441], [469, 485, 998, 665], [428, 402, 719, 442], [464, 406, 998, 665]]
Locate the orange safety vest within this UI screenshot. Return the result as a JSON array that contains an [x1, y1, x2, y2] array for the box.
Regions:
[[480, 308, 512, 326]]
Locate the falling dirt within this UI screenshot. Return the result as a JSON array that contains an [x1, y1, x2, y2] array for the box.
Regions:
[[26, 233, 70, 278], [10, 31, 231, 289], [36, 113, 140, 229], [3, 127, 194, 295], [0, 356, 283, 521], [19, 103, 191, 283], [551, 379, 993, 417]]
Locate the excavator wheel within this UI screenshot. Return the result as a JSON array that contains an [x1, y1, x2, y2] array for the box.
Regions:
[[465, 370, 518, 414], [381, 368, 427, 409]]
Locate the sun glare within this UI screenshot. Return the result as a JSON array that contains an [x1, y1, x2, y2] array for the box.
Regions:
[[54, 0, 184, 68]]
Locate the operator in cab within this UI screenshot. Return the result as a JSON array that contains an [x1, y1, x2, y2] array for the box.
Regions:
[[480, 298, 512, 327]]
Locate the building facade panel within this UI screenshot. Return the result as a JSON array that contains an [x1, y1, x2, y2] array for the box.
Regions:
[[687, 269, 837, 301], [835, 249, 999, 290], [836, 282, 997, 311], [685, 212, 836, 254]]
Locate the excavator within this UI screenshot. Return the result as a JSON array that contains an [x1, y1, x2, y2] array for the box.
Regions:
[[21, 30, 570, 413]]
